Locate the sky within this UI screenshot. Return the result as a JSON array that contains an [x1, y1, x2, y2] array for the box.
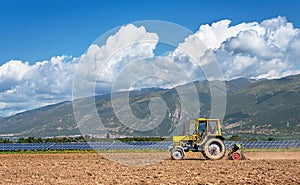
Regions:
[[1, 0, 300, 64], [0, 0, 300, 117]]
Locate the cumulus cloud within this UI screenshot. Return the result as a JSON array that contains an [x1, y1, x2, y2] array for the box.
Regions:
[[0, 60, 30, 92], [74, 24, 159, 97], [174, 16, 300, 79], [0, 24, 159, 116], [0, 56, 78, 116], [1, 17, 300, 116], [218, 16, 300, 79], [174, 19, 264, 59]]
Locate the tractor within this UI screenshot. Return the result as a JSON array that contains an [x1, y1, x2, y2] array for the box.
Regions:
[[169, 118, 226, 160]]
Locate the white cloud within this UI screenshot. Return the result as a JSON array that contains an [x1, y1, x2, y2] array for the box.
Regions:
[[218, 16, 300, 79], [1, 17, 300, 117], [288, 36, 300, 62], [0, 24, 159, 116], [223, 30, 284, 60], [109, 56, 196, 91], [174, 16, 300, 80], [0, 56, 79, 116], [76, 24, 159, 95], [0, 60, 30, 92], [173, 19, 264, 59], [261, 17, 298, 49]]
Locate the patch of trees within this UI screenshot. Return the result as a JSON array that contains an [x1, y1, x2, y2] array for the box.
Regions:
[[17, 136, 86, 143], [0, 138, 12, 143], [117, 137, 165, 142], [226, 134, 278, 141], [227, 134, 241, 141]]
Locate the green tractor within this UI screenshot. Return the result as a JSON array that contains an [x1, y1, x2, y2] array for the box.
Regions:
[[169, 118, 226, 160]]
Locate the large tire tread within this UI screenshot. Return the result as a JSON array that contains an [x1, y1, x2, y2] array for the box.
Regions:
[[203, 138, 226, 160]]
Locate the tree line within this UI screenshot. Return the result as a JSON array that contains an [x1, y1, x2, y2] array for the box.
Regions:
[[0, 136, 166, 143], [0, 135, 297, 143], [16, 136, 86, 143]]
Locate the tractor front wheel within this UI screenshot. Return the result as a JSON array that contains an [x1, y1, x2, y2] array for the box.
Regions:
[[203, 138, 226, 160], [171, 147, 184, 160]]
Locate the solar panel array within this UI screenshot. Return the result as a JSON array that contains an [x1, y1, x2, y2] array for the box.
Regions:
[[224, 140, 300, 149], [0, 140, 299, 152]]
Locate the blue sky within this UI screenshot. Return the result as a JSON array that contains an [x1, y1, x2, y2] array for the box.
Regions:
[[1, 0, 300, 64], [1, 0, 300, 117]]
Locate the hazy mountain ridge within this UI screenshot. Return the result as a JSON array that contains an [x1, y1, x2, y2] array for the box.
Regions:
[[223, 75, 300, 138], [0, 75, 300, 139]]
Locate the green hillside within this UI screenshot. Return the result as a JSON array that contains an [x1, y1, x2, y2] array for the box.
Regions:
[[0, 75, 299, 140], [224, 75, 300, 139]]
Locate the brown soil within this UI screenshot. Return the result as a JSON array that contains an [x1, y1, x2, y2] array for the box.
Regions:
[[0, 152, 299, 184], [245, 152, 300, 160]]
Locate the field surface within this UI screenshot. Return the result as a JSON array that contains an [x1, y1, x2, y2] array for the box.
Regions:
[[0, 152, 299, 184]]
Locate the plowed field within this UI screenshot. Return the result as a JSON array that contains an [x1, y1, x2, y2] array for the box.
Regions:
[[0, 152, 299, 184]]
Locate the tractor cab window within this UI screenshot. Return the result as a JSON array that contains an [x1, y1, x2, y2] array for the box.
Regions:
[[198, 121, 206, 134], [208, 121, 218, 134]]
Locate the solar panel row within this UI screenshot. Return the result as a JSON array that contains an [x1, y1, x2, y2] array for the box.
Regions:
[[0, 140, 299, 151]]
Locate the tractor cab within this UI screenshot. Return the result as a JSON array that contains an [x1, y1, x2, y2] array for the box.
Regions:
[[193, 118, 221, 139], [170, 118, 226, 160]]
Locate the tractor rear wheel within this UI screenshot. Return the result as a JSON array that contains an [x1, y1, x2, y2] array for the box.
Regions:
[[202, 138, 226, 160]]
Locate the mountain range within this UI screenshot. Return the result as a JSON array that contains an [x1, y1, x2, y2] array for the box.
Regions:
[[0, 75, 300, 140]]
